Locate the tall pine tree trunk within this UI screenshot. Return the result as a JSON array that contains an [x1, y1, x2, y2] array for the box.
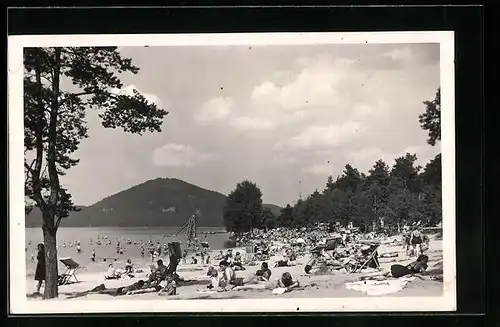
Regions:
[[43, 47, 62, 299], [42, 214, 58, 299]]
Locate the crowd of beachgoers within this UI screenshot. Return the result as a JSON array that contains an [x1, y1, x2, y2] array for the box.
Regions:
[[27, 222, 444, 300]]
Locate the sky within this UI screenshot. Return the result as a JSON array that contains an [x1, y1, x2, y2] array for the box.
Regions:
[[59, 43, 441, 207]]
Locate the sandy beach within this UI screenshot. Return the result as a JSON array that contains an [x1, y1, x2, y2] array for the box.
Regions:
[[26, 235, 443, 300]]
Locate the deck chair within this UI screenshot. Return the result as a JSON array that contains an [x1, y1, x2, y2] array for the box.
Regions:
[[244, 245, 255, 262], [351, 245, 380, 273], [59, 257, 80, 285]]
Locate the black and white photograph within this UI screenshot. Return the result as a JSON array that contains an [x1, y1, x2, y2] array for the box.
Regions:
[[9, 32, 456, 313]]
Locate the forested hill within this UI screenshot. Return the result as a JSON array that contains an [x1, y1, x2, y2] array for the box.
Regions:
[[25, 178, 281, 228]]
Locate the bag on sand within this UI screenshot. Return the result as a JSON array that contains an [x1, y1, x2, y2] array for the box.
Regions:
[[390, 264, 412, 278], [168, 242, 182, 258]]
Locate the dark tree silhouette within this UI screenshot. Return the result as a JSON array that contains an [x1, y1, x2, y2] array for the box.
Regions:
[[223, 180, 263, 235], [419, 87, 441, 146]]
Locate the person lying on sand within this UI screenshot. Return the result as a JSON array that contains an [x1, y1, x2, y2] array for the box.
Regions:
[[69, 280, 146, 298], [275, 272, 300, 292], [359, 254, 430, 281]]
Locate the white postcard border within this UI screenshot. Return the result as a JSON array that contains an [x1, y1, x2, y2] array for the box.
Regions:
[[8, 31, 456, 313]]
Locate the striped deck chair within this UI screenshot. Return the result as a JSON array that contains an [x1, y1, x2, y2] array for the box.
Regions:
[[58, 257, 80, 285]]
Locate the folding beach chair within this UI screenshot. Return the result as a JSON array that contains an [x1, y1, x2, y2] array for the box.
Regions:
[[245, 245, 255, 262], [351, 244, 380, 273], [59, 257, 80, 285]]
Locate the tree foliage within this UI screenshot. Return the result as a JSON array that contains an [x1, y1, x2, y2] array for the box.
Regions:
[[223, 180, 264, 234], [275, 153, 442, 232], [419, 87, 441, 146], [24, 47, 168, 299]]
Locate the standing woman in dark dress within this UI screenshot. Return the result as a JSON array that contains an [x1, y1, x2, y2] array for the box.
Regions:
[[34, 243, 45, 294]]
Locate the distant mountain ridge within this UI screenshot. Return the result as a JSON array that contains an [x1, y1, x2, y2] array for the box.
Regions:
[[25, 178, 281, 228]]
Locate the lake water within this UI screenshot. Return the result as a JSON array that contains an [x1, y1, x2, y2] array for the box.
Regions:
[[25, 227, 230, 273]]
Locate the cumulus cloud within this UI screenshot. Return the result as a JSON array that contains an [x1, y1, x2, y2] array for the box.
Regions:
[[152, 143, 212, 167], [109, 84, 162, 106], [277, 121, 366, 151], [251, 57, 350, 113], [350, 100, 390, 120], [304, 164, 335, 175], [270, 154, 297, 166], [346, 144, 440, 173], [382, 46, 414, 61], [229, 116, 274, 132], [194, 97, 233, 124]]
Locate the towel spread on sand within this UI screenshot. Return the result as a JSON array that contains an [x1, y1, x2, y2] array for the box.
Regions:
[[233, 284, 267, 291], [345, 277, 415, 296], [272, 287, 287, 295], [196, 289, 219, 294]]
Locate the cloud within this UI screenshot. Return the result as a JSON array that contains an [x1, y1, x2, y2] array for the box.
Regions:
[[304, 164, 335, 175], [194, 97, 233, 124], [270, 154, 297, 166], [229, 116, 274, 132], [110, 84, 162, 106], [277, 121, 366, 151], [346, 144, 440, 173], [152, 143, 212, 167], [346, 147, 397, 173], [382, 46, 413, 61], [350, 100, 389, 120], [251, 57, 349, 113]]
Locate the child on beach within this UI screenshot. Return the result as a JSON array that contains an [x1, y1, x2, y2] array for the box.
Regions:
[[158, 275, 177, 296], [275, 272, 300, 292], [125, 259, 134, 275], [206, 266, 220, 289], [104, 263, 121, 280]]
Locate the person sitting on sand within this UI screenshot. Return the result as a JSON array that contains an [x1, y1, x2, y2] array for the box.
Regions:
[[125, 259, 133, 275], [104, 263, 121, 280], [191, 256, 198, 264], [232, 252, 245, 271], [158, 274, 177, 296], [206, 266, 221, 289], [218, 260, 244, 290], [275, 272, 300, 292], [243, 262, 272, 285], [145, 259, 167, 287]]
